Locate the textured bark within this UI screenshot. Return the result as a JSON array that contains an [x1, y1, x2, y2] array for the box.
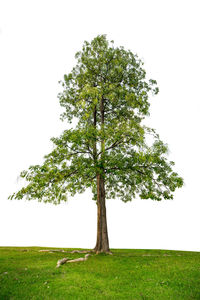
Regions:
[[93, 105, 97, 161], [94, 173, 110, 253], [93, 96, 110, 253]]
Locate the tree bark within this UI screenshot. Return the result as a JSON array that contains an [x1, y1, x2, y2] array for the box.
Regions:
[[93, 96, 110, 253], [94, 173, 110, 253]]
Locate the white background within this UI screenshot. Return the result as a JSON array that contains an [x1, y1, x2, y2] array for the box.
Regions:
[[0, 0, 199, 251]]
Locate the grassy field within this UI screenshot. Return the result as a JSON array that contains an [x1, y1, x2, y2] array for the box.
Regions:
[[0, 247, 200, 299]]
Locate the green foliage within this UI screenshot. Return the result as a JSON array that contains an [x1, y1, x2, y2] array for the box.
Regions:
[[9, 35, 183, 204], [1, 247, 200, 299]]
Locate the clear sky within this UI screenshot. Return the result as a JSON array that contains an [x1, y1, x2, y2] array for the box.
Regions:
[[0, 0, 199, 251]]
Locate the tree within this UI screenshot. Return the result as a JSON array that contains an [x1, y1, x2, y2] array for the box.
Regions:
[[9, 35, 183, 253]]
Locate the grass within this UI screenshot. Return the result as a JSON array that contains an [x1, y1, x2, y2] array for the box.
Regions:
[[0, 247, 200, 299]]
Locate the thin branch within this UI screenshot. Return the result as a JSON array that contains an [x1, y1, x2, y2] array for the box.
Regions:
[[65, 142, 93, 157], [104, 165, 168, 194], [68, 151, 91, 156], [97, 137, 130, 157], [62, 169, 79, 179]]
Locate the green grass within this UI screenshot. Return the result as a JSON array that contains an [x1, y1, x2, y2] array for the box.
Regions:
[[0, 247, 200, 299]]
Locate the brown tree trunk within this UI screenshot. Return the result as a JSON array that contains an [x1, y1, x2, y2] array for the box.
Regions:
[[94, 173, 110, 253], [93, 96, 110, 253]]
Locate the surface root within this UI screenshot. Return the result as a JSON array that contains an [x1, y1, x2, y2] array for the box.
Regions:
[[56, 253, 91, 268]]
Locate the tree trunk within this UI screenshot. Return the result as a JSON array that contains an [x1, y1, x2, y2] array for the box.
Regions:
[[94, 173, 110, 253], [93, 95, 110, 253]]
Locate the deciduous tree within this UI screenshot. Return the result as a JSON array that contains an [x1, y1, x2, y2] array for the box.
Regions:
[[9, 35, 183, 253]]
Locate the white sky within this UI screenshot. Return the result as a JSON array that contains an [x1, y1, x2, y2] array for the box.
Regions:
[[0, 0, 200, 251]]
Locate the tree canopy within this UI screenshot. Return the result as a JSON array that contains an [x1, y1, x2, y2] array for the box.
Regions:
[[9, 35, 183, 205]]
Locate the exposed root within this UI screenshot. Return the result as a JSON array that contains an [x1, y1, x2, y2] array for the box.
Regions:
[[70, 250, 93, 254], [56, 257, 70, 268], [39, 249, 94, 254], [67, 253, 91, 263], [56, 253, 91, 268], [39, 249, 69, 253], [40, 249, 113, 268]]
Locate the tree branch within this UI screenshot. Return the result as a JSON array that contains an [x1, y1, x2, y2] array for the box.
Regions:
[[97, 136, 132, 157]]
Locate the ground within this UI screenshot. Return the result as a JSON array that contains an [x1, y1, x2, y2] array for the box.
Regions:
[[0, 247, 200, 299]]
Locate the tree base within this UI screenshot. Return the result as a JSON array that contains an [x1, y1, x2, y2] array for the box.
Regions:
[[93, 247, 112, 255]]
